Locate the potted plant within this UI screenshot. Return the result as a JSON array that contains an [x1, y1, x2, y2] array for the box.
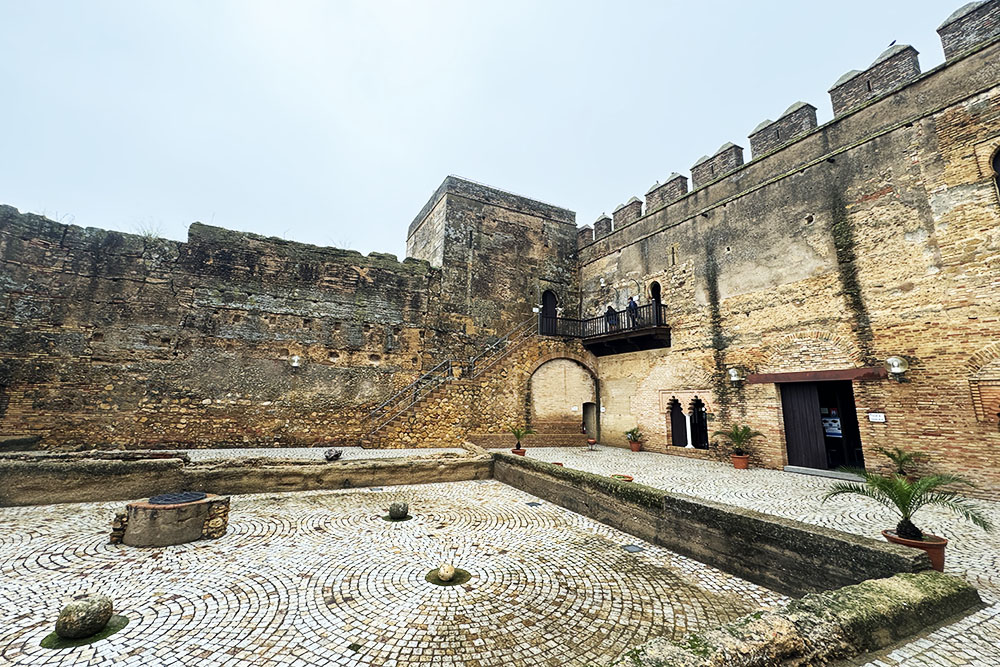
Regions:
[[624, 427, 643, 452], [509, 425, 535, 456], [713, 424, 763, 469], [876, 446, 925, 482], [822, 471, 993, 571]]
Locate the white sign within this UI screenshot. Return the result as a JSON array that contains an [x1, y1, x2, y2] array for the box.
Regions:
[[600, 406, 606, 413], [571, 405, 578, 411], [868, 412, 887, 423]]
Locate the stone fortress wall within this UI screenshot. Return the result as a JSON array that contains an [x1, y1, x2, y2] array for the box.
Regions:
[[0, 177, 576, 449], [576, 1, 1000, 496], [2, 1, 1000, 500]]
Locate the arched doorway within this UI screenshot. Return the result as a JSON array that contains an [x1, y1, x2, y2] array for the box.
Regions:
[[649, 281, 662, 325], [993, 147, 1000, 201], [540, 290, 557, 335], [529, 357, 597, 438]]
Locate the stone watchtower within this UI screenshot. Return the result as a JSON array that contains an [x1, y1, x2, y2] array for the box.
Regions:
[[406, 176, 578, 337]]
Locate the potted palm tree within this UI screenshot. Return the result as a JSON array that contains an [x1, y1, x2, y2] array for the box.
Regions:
[[713, 424, 763, 469], [624, 427, 643, 452], [509, 425, 535, 456], [876, 446, 925, 482], [822, 471, 993, 571]]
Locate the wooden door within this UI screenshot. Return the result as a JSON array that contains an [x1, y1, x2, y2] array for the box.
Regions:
[[780, 382, 827, 469]]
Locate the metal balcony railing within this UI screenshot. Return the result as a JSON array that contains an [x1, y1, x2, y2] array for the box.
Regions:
[[538, 302, 669, 339]]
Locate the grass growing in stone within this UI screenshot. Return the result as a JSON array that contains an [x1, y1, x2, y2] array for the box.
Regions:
[[40, 615, 129, 649]]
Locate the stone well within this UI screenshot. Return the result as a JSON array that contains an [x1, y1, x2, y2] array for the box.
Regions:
[[111, 492, 230, 547]]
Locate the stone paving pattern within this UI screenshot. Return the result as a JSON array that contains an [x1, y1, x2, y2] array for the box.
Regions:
[[182, 447, 468, 462], [501, 446, 1000, 666], [0, 480, 784, 667]]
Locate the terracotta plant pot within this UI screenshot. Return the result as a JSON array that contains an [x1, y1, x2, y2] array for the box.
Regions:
[[586, 438, 597, 446], [628, 440, 641, 452], [552, 462, 564, 467], [511, 448, 526, 456], [882, 530, 948, 572], [731, 454, 750, 469], [611, 474, 634, 482]]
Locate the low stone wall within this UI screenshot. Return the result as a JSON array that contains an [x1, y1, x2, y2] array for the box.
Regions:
[[493, 454, 930, 597], [613, 571, 982, 666], [0, 453, 492, 506]]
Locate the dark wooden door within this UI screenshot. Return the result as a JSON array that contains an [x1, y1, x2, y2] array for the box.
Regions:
[[540, 290, 557, 335], [780, 382, 827, 469]]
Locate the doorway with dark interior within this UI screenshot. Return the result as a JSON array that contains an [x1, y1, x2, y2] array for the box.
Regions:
[[780, 380, 864, 471], [649, 281, 662, 325], [540, 290, 557, 335], [582, 402, 598, 441]]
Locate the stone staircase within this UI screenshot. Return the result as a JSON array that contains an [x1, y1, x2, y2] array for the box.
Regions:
[[357, 318, 539, 448]]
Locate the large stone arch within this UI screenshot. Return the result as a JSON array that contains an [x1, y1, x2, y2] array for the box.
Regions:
[[527, 356, 598, 423]]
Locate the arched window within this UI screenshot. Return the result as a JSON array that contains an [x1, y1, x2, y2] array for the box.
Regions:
[[689, 397, 709, 449], [669, 399, 687, 447]]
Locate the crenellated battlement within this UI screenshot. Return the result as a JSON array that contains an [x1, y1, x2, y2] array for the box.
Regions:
[[580, 0, 1000, 246]]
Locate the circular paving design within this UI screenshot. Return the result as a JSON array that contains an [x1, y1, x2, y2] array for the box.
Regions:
[[0, 480, 784, 667]]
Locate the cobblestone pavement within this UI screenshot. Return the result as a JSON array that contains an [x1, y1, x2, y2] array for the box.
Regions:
[[499, 446, 1000, 666], [0, 481, 784, 667], [183, 446, 468, 462]]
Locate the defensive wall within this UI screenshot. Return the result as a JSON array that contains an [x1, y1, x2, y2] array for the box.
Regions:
[[570, 2, 1000, 497]]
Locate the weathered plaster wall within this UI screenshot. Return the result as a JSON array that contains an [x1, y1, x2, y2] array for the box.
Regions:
[[578, 35, 1000, 496], [529, 358, 595, 420]]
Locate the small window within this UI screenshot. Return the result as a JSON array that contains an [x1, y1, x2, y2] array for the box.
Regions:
[[775, 128, 781, 141], [866, 80, 873, 93]]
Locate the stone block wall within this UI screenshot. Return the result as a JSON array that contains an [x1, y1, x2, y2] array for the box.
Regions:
[[938, 0, 1000, 61], [576, 35, 1000, 498], [690, 143, 744, 189], [612, 198, 642, 229], [830, 45, 921, 117], [748, 102, 818, 158], [593, 215, 612, 239], [645, 174, 688, 213]]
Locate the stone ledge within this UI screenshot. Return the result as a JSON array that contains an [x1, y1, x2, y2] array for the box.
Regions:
[[611, 571, 982, 666], [493, 454, 931, 596]]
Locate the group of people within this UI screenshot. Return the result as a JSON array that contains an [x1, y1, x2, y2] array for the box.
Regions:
[[604, 296, 640, 331]]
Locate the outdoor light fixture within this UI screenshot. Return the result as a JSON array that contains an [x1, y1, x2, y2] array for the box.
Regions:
[[532, 306, 540, 313], [599, 277, 606, 287], [884, 356, 909, 381], [290, 355, 301, 369], [727, 367, 744, 384]]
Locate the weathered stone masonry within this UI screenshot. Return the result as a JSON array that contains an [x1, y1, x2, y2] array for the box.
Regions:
[[577, 4, 1000, 497]]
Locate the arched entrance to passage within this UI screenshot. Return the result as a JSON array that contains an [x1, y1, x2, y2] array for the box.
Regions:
[[540, 290, 558, 335], [529, 357, 597, 435]]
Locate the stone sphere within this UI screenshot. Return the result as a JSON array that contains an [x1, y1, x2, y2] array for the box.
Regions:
[[55, 593, 113, 639], [388, 502, 408, 520], [324, 448, 342, 462], [437, 563, 456, 582]]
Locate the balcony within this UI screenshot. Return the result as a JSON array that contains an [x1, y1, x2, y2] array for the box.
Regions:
[[538, 303, 671, 356]]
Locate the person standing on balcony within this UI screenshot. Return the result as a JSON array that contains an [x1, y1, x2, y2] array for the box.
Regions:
[[627, 296, 639, 328], [604, 305, 618, 332]]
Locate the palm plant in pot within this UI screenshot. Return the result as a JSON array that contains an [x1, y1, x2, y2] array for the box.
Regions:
[[509, 425, 535, 456], [713, 424, 763, 469], [624, 427, 643, 452], [822, 471, 993, 571], [875, 446, 925, 482]]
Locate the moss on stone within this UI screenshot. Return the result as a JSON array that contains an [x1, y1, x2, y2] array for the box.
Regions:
[[40, 615, 129, 649]]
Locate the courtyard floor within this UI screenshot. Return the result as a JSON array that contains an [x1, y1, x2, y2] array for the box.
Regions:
[[0, 479, 783, 667], [500, 446, 1000, 667]]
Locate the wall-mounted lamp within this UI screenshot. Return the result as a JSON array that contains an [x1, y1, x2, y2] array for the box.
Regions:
[[290, 355, 301, 370], [532, 306, 540, 313], [727, 367, 744, 384], [599, 277, 606, 287], [885, 356, 909, 382]]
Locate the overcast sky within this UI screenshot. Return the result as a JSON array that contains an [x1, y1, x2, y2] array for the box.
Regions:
[[1, 1, 958, 259]]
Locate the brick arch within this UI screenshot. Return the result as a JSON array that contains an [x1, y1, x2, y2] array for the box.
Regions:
[[526, 351, 598, 382], [968, 341, 1000, 376], [759, 330, 863, 373]]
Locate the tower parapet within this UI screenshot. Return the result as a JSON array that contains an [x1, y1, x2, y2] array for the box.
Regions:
[[577, 224, 594, 248], [748, 102, 818, 158], [593, 214, 613, 240], [691, 143, 744, 189], [646, 173, 689, 213], [938, 0, 1000, 60], [829, 45, 921, 117], [613, 197, 643, 229]]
